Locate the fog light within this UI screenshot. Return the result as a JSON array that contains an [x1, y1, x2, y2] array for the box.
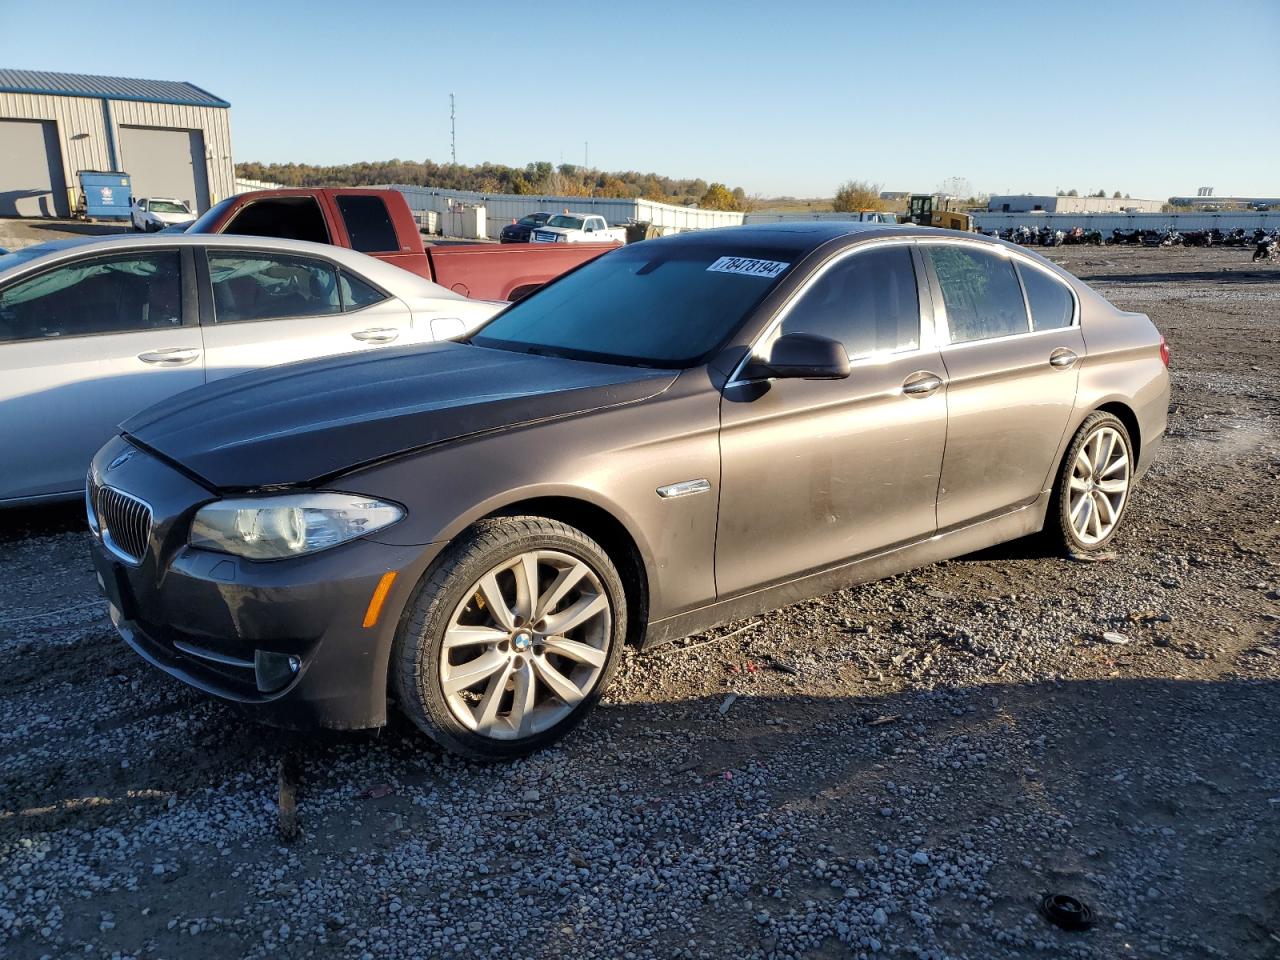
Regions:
[[254, 651, 302, 693]]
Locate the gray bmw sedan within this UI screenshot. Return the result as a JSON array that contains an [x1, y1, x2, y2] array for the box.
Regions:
[[87, 222, 1170, 759]]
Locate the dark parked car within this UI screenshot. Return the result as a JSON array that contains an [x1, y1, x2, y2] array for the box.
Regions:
[[499, 212, 553, 243], [88, 222, 1170, 760]]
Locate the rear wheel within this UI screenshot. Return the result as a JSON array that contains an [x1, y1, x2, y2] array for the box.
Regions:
[[1048, 411, 1134, 553], [392, 517, 625, 761]]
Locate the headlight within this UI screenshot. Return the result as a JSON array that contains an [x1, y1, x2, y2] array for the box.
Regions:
[[189, 492, 403, 560]]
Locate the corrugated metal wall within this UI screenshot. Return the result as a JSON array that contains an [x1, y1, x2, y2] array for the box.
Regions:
[[745, 212, 872, 224], [0, 91, 234, 214], [378, 184, 746, 237]]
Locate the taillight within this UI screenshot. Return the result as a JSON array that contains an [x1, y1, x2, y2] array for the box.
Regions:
[[1159, 336, 1170, 368]]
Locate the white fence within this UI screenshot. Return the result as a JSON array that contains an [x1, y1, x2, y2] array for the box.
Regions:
[[377, 184, 745, 238], [745, 211, 877, 224], [233, 177, 284, 195]]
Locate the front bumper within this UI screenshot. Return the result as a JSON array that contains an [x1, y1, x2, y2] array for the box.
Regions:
[[88, 437, 441, 730]]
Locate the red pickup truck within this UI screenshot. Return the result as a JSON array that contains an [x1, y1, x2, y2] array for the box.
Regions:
[[187, 188, 620, 301]]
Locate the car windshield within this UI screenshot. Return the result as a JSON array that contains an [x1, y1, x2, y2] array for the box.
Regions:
[[148, 200, 189, 214], [519, 214, 547, 226], [547, 215, 584, 229], [470, 243, 797, 367]]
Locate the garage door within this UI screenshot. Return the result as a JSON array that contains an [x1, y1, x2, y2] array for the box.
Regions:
[[118, 126, 210, 213], [0, 119, 69, 217]]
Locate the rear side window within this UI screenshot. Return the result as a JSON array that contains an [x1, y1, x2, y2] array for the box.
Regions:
[[0, 251, 182, 342], [335, 196, 399, 253], [925, 245, 1029, 343], [1017, 263, 1074, 331], [781, 246, 920, 357], [208, 253, 341, 323], [222, 197, 329, 244], [340, 272, 389, 310]]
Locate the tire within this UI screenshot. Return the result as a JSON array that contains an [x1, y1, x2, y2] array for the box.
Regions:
[[391, 517, 626, 761], [1047, 411, 1135, 554]]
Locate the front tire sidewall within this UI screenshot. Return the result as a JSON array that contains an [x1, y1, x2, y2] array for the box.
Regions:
[[393, 519, 627, 761], [1053, 413, 1133, 553]]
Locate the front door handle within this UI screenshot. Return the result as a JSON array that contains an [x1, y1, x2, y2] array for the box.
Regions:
[[902, 371, 944, 397], [1049, 348, 1079, 369], [138, 347, 200, 366], [352, 327, 400, 344]]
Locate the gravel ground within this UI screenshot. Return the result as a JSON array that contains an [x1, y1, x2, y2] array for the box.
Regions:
[[1, 244, 1277, 960]]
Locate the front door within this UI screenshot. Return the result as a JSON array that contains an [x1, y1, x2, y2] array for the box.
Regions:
[[197, 249, 411, 382], [921, 242, 1085, 528], [716, 242, 948, 596], [0, 248, 202, 500]]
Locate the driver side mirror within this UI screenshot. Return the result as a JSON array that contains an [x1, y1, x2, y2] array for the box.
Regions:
[[740, 333, 851, 381]]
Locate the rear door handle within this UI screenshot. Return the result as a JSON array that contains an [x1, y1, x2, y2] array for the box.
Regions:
[[138, 347, 200, 366], [902, 371, 945, 397], [352, 327, 400, 344], [1049, 348, 1079, 369]]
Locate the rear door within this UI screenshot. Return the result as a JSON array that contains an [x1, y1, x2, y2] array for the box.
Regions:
[[0, 248, 202, 501], [328, 191, 429, 277], [921, 242, 1085, 528], [196, 247, 413, 381]]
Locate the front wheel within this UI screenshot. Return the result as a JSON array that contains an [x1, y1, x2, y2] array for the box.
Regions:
[[1047, 412, 1135, 554], [391, 517, 626, 760]]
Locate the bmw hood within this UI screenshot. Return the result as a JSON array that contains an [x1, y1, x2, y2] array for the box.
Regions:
[[122, 342, 677, 489]]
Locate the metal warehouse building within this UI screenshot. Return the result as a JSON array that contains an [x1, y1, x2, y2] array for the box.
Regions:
[[986, 194, 1164, 214], [0, 68, 233, 218]]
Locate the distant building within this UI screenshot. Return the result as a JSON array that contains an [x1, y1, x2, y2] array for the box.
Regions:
[[987, 194, 1164, 214], [0, 68, 233, 217], [879, 191, 911, 201], [1169, 196, 1280, 211]]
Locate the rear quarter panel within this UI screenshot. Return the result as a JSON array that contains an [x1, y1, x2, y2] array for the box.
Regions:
[[1072, 283, 1170, 477]]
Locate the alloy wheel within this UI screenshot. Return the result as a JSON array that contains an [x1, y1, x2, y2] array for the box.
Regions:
[[438, 550, 611, 740], [1067, 425, 1130, 545]]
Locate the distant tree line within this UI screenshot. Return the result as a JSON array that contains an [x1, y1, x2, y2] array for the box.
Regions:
[[235, 159, 751, 210]]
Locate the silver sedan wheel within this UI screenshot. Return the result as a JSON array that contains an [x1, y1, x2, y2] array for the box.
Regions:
[[439, 550, 611, 740], [1068, 425, 1130, 544]]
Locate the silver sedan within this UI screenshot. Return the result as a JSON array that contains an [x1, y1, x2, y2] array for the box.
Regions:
[[0, 234, 502, 505]]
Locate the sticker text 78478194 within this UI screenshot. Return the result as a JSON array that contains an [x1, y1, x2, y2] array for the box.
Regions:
[[706, 256, 791, 279]]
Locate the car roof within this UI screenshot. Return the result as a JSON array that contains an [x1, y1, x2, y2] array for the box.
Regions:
[[0, 233, 464, 299], [643, 220, 995, 254]]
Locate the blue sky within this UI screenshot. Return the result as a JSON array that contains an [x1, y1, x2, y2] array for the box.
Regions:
[[2, 0, 1276, 199]]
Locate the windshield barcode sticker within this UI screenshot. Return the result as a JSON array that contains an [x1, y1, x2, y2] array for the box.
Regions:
[[706, 256, 790, 278]]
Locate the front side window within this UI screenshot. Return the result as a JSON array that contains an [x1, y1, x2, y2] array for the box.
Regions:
[[221, 197, 329, 244], [780, 246, 920, 358], [925, 245, 1029, 343], [208, 253, 341, 323], [471, 243, 796, 366], [0, 251, 182, 343], [335, 195, 399, 253], [1017, 262, 1074, 331]]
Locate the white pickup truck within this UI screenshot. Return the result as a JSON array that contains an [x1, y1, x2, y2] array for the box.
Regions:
[[530, 213, 627, 244]]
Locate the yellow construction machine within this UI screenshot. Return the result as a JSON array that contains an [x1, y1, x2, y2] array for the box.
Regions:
[[900, 194, 975, 231]]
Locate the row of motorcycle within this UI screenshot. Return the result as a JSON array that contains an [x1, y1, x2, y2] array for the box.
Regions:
[[994, 225, 1279, 261]]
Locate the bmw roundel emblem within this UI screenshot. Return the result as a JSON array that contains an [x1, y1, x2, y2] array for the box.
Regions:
[[107, 449, 135, 471]]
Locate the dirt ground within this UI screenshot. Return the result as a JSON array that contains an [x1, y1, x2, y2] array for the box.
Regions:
[[0, 243, 1277, 960]]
